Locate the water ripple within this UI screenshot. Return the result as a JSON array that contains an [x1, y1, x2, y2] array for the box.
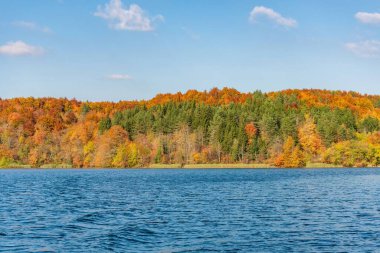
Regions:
[[1, 168, 380, 252]]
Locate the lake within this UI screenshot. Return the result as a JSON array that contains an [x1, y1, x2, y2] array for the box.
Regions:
[[1, 168, 380, 252]]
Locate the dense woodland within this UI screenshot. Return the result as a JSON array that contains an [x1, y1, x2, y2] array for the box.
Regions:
[[1, 88, 380, 168]]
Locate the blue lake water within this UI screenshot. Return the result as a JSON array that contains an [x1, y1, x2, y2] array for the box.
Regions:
[[1, 168, 380, 252]]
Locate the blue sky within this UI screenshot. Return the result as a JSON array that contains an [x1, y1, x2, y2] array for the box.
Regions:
[[1, 0, 380, 101]]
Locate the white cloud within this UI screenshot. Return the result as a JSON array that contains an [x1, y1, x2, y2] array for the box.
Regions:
[[94, 0, 163, 31], [355, 12, 380, 24], [345, 40, 380, 58], [249, 6, 297, 28], [12, 21, 51, 33], [108, 74, 132, 80], [0, 41, 44, 56]]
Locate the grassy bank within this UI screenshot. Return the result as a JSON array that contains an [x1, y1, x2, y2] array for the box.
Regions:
[[305, 162, 343, 168], [0, 163, 371, 169], [0, 163, 71, 169], [148, 163, 345, 169], [184, 163, 275, 169], [148, 163, 276, 169], [0, 164, 32, 169]]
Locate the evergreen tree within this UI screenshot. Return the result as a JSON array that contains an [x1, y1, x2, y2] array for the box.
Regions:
[[98, 116, 112, 134]]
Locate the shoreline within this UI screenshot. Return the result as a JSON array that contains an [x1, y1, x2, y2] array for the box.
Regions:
[[1, 163, 378, 169]]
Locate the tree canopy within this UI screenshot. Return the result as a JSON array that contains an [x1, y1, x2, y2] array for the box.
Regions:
[[1, 88, 380, 168]]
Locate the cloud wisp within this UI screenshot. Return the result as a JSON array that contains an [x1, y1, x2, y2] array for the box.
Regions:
[[94, 0, 163, 31], [345, 40, 380, 58], [355, 12, 380, 25], [108, 74, 133, 80], [12, 21, 51, 33], [0, 41, 44, 56], [249, 6, 297, 28]]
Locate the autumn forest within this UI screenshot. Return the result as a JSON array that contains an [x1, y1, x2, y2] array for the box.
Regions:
[[1, 88, 380, 168]]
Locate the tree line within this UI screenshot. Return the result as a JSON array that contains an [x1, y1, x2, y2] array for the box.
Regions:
[[1, 88, 380, 168]]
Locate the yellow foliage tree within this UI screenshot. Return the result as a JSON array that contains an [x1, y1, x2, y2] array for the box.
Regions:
[[298, 115, 324, 161], [112, 144, 127, 168], [83, 141, 95, 167], [127, 143, 139, 167], [276, 136, 306, 168]]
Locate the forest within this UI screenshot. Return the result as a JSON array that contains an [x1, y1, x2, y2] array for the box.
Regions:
[[1, 87, 380, 168]]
